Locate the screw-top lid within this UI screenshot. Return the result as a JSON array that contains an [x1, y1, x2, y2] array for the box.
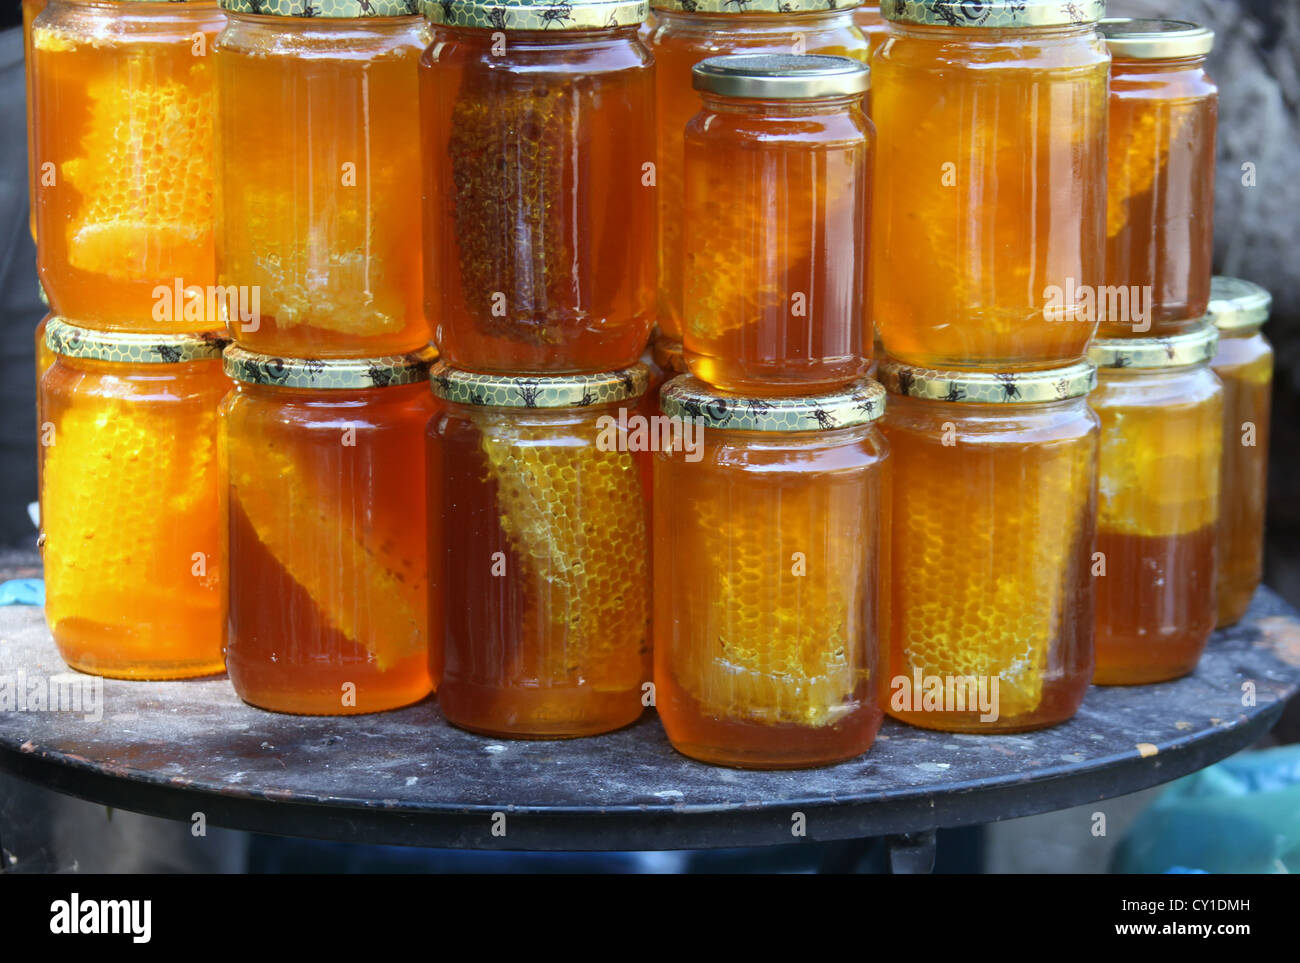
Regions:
[[878, 360, 1097, 403], [1087, 323, 1219, 370], [652, 0, 859, 13], [225, 345, 437, 388], [659, 375, 885, 431], [1099, 18, 1214, 59], [221, 0, 420, 16], [46, 318, 229, 365], [424, 0, 647, 29], [692, 54, 869, 99], [430, 363, 650, 408], [1206, 276, 1271, 332], [885, 0, 1104, 28]]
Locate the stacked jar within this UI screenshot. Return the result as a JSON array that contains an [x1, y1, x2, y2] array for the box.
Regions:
[[31, 0, 230, 679], [1088, 18, 1225, 684], [213, 0, 436, 714], [872, 0, 1108, 731], [421, 0, 657, 738]]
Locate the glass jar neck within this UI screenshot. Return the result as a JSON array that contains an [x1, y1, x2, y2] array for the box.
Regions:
[[698, 91, 862, 116], [657, 8, 855, 31], [446, 23, 640, 46], [1112, 54, 1210, 72], [890, 21, 1097, 42]]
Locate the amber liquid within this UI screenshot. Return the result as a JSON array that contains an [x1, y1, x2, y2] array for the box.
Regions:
[[423, 27, 655, 373], [1100, 59, 1217, 336], [224, 383, 434, 714], [853, 2, 887, 53], [1093, 527, 1217, 685], [24, 0, 48, 242]]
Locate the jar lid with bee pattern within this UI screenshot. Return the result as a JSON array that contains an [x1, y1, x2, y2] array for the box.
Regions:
[[659, 375, 885, 431], [652, 0, 860, 13], [878, 360, 1097, 403], [885, 0, 1104, 28], [46, 318, 229, 365], [224, 344, 438, 388], [1207, 276, 1271, 332], [430, 363, 650, 408], [1087, 323, 1218, 371], [220, 0, 422, 16], [424, 0, 648, 30]]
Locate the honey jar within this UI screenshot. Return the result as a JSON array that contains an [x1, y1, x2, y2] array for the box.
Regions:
[[429, 364, 652, 738], [655, 376, 888, 768], [421, 0, 655, 374], [40, 320, 230, 679], [683, 54, 871, 395], [214, 1, 431, 356], [1208, 277, 1273, 627], [1099, 19, 1217, 337], [879, 361, 1098, 732], [855, 0, 886, 53], [222, 347, 437, 715], [23, 0, 49, 242], [871, 0, 1109, 369], [1089, 324, 1223, 684]]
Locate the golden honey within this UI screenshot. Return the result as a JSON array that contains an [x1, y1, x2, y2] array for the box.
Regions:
[[1099, 19, 1217, 337], [854, 0, 886, 52], [213, 4, 429, 356], [430, 365, 652, 738], [1208, 278, 1273, 627], [683, 55, 871, 394], [655, 377, 888, 768], [871, 0, 1108, 368], [40, 321, 229, 679], [878, 362, 1098, 732], [32, 0, 224, 329], [221, 348, 436, 715], [649, 0, 867, 345], [422, 1, 655, 373], [24, 0, 49, 242], [1089, 326, 1223, 684]]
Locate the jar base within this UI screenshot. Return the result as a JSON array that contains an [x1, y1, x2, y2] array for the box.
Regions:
[[229, 674, 433, 716], [58, 655, 226, 682], [1092, 663, 1198, 686], [438, 681, 645, 739]]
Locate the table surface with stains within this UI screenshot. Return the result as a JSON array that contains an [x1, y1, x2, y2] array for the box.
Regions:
[[1, 552, 1298, 851]]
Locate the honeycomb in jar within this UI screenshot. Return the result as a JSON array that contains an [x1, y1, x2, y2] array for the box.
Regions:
[[1107, 100, 1192, 238]]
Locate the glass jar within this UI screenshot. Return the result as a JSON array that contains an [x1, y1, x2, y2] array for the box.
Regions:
[[429, 365, 652, 738], [421, 1, 655, 374], [222, 347, 437, 715], [1088, 325, 1223, 685], [214, 3, 430, 357], [649, 0, 867, 346], [683, 55, 871, 394], [39, 320, 230, 679], [32, 0, 224, 329], [854, 0, 886, 53], [1208, 277, 1273, 627], [1099, 19, 1217, 338], [24, 0, 49, 242], [871, 0, 1108, 369], [879, 362, 1098, 732], [655, 377, 888, 768]]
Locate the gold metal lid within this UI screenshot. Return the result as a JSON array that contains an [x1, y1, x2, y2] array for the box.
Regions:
[[878, 360, 1096, 403], [1099, 18, 1214, 59], [885, 0, 1103, 28], [1088, 323, 1219, 370], [652, 0, 859, 14], [693, 54, 869, 99], [430, 363, 649, 409], [221, 0, 420, 16], [659, 375, 885, 431], [424, 0, 647, 29], [1207, 276, 1271, 332], [46, 318, 229, 365], [225, 345, 437, 388]]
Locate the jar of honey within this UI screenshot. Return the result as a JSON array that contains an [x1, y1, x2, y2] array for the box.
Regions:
[[649, 0, 867, 347], [683, 54, 871, 395], [214, 1, 430, 357], [1208, 277, 1273, 627], [1089, 324, 1223, 684], [32, 0, 225, 330], [1099, 19, 1217, 338], [429, 364, 652, 738], [23, 0, 49, 242], [878, 361, 1098, 732], [40, 320, 230, 679], [655, 376, 888, 768], [421, 1, 655, 374], [872, 0, 1108, 369], [222, 346, 437, 715], [855, 0, 886, 52]]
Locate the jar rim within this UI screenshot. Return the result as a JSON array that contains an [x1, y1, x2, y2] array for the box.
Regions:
[[1099, 18, 1214, 59], [659, 375, 885, 431], [46, 318, 229, 365], [224, 344, 437, 388], [693, 54, 869, 99], [1207, 276, 1271, 332], [878, 360, 1097, 403], [884, 0, 1103, 29], [423, 0, 646, 30], [430, 363, 650, 409], [1087, 323, 1219, 371]]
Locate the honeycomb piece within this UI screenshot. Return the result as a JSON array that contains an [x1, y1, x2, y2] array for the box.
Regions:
[[1107, 101, 1192, 238], [893, 438, 1094, 720], [227, 440, 425, 670], [31, 23, 75, 54], [61, 71, 213, 282], [472, 412, 648, 686], [680, 483, 864, 728]]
